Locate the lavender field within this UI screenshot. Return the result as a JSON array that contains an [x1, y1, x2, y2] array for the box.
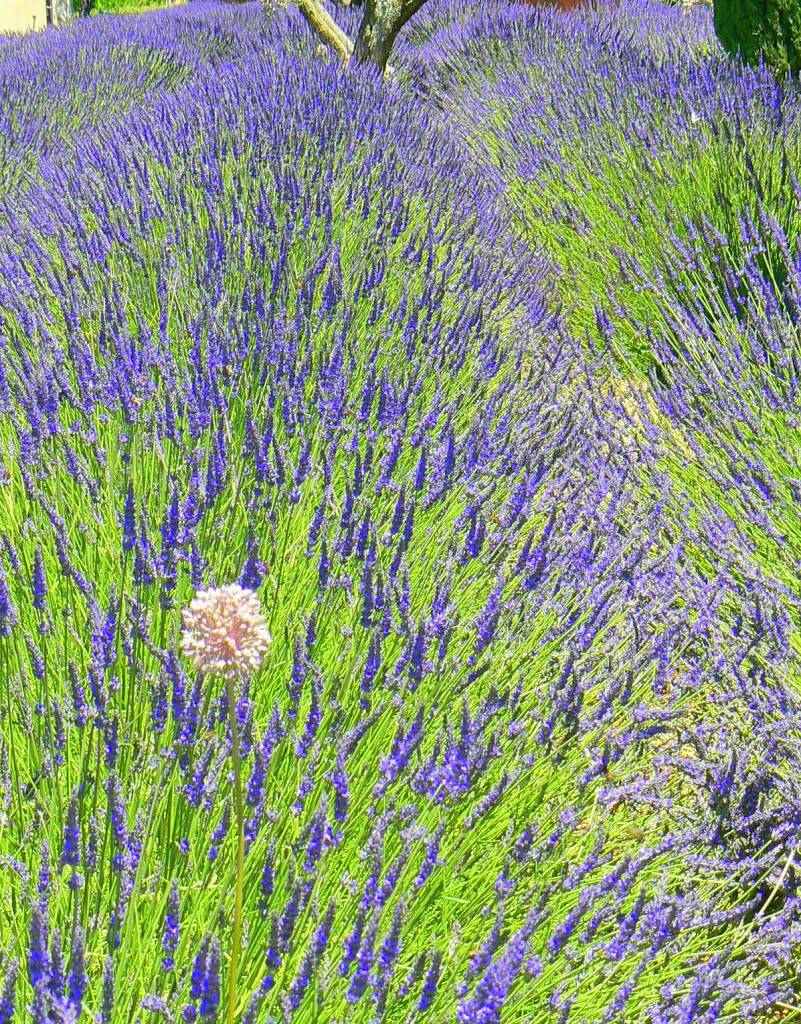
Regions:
[[0, 1, 800, 1021]]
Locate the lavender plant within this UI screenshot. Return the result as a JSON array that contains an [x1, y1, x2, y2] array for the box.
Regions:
[[0, 2, 798, 1023]]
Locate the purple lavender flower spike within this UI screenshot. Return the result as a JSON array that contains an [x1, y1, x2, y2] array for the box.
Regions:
[[417, 950, 443, 1013], [0, 960, 18, 1024], [162, 879, 181, 972]]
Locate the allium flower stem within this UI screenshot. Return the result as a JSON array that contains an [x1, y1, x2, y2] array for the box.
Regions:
[[226, 673, 246, 1024], [179, 583, 271, 1021]]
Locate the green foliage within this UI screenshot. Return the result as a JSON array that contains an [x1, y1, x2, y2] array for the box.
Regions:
[[713, 0, 801, 79], [435, 5, 801, 608], [86, 0, 172, 13], [4, 4, 801, 1020]]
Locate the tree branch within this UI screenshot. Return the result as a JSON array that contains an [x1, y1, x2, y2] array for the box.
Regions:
[[398, 0, 428, 30], [296, 0, 354, 62], [295, 0, 428, 74]]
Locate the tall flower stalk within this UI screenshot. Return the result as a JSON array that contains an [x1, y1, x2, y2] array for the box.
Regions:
[[181, 585, 271, 1023], [225, 670, 246, 1024]]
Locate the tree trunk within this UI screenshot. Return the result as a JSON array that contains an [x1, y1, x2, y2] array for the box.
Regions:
[[351, 0, 427, 72], [51, 0, 72, 24], [352, 3, 401, 72], [295, 0, 429, 75], [296, 0, 354, 63]]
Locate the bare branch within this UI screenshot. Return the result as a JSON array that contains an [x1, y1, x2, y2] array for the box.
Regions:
[[296, 0, 354, 62], [294, 0, 429, 73], [399, 0, 428, 28]]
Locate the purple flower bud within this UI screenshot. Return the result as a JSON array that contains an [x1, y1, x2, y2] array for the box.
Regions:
[[463, 507, 486, 562], [289, 635, 307, 720], [105, 773, 128, 864], [37, 840, 51, 907], [190, 935, 211, 1001], [359, 369, 375, 423], [240, 988, 264, 1024], [161, 481, 182, 552], [67, 926, 87, 1016], [329, 756, 350, 823], [30, 984, 48, 1024], [31, 545, 47, 611], [464, 772, 510, 831], [315, 900, 336, 959], [60, 788, 81, 871], [376, 900, 404, 976], [142, 994, 173, 1018], [28, 904, 49, 991], [68, 663, 87, 729], [199, 936, 221, 1020], [456, 928, 527, 1024], [285, 900, 335, 1013], [304, 799, 331, 878], [271, 439, 286, 490], [407, 621, 427, 692], [340, 481, 354, 534], [472, 573, 504, 663], [360, 562, 374, 629], [100, 957, 115, 1024], [388, 486, 406, 539], [162, 880, 181, 971], [104, 714, 120, 770], [305, 610, 317, 650], [0, 960, 18, 1024], [150, 669, 169, 735], [377, 849, 410, 910], [339, 906, 366, 978], [361, 633, 382, 707], [23, 633, 44, 681], [122, 481, 136, 553], [416, 822, 446, 890], [414, 445, 427, 491], [0, 565, 18, 638], [264, 911, 281, 984], [240, 530, 267, 591], [346, 915, 378, 1005], [352, 451, 364, 497], [306, 498, 326, 558], [417, 950, 443, 1013], [184, 537, 203, 588], [133, 510, 157, 587], [86, 814, 99, 877], [295, 678, 322, 760], [318, 538, 330, 592], [280, 877, 307, 951], [355, 509, 372, 560]]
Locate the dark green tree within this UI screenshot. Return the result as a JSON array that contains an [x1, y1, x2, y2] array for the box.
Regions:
[[295, 0, 429, 74], [714, 0, 801, 80]]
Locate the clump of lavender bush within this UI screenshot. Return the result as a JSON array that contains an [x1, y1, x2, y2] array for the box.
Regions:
[[0, 2, 798, 1023]]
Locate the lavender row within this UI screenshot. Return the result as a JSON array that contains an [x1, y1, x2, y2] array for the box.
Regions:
[[0, 3, 798, 1022]]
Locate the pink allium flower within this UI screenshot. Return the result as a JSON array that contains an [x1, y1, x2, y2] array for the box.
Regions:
[[180, 584, 271, 678]]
